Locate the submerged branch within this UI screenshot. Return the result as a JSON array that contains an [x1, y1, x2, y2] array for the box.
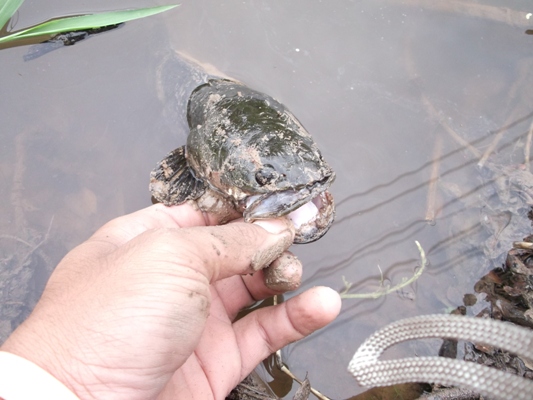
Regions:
[[397, 0, 532, 28], [425, 135, 443, 224], [525, 120, 533, 171]]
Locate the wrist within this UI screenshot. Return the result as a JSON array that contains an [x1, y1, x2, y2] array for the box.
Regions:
[[0, 351, 80, 400], [1, 317, 86, 399]]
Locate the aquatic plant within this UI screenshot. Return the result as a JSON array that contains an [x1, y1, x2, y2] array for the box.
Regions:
[[0, 0, 177, 44], [340, 241, 427, 299]]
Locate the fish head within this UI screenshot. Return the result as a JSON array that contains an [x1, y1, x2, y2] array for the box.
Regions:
[[187, 79, 336, 243]]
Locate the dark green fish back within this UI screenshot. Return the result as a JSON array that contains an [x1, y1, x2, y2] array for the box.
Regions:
[[186, 79, 330, 197]]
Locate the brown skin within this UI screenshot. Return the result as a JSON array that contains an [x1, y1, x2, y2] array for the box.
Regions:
[[0, 203, 341, 400]]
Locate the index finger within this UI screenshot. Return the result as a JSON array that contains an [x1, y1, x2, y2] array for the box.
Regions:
[[73, 203, 296, 279], [86, 203, 217, 250], [110, 218, 295, 283]]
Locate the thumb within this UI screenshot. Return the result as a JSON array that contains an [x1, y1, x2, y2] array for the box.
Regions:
[[103, 217, 296, 285]]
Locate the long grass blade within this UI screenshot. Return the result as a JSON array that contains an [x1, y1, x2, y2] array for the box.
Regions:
[[0, 0, 25, 30], [0, 4, 177, 44]]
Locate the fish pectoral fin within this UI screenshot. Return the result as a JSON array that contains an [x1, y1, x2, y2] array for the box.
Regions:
[[149, 146, 206, 205]]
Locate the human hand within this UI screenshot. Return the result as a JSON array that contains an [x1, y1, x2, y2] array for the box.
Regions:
[[1, 203, 341, 399]]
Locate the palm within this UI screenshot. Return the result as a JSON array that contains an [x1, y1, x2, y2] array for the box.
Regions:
[[157, 277, 261, 399]]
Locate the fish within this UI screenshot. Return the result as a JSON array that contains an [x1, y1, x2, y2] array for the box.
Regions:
[[150, 57, 335, 243]]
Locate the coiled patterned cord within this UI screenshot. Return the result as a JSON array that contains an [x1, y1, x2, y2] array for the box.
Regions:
[[348, 314, 533, 400]]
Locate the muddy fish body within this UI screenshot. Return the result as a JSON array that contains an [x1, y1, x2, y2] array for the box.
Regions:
[[150, 57, 335, 243]]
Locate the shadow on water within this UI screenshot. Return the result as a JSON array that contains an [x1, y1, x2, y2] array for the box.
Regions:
[[335, 110, 533, 212], [306, 115, 533, 281]]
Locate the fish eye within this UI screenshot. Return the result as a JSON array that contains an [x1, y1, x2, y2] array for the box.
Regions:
[[255, 165, 277, 186]]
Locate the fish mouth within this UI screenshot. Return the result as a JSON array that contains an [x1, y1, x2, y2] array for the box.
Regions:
[[288, 190, 335, 243], [242, 179, 335, 243]]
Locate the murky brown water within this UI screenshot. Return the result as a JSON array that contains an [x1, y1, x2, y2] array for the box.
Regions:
[[1, 0, 533, 398]]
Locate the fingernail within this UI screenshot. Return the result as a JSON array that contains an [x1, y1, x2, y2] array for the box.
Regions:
[[253, 218, 294, 235], [251, 218, 294, 271]]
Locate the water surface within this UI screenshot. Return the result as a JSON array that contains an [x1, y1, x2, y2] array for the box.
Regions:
[[1, 0, 532, 398]]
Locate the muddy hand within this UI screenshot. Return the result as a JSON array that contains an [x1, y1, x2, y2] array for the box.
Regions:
[[1, 203, 341, 400]]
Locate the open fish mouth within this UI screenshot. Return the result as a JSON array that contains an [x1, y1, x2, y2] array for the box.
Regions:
[[242, 181, 335, 244], [287, 190, 335, 243]]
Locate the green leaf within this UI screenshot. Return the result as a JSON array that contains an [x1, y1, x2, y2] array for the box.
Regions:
[[0, 0, 25, 30], [0, 4, 177, 44]]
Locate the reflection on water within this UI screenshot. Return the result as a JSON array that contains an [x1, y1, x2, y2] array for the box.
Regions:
[[1, 0, 533, 398]]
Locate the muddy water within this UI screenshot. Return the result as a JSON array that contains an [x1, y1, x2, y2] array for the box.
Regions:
[[1, 0, 533, 398]]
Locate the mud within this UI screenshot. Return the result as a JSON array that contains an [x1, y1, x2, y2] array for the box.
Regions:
[[263, 253, 302, 292], [193, 190, 241, 225], [250, 227, 293, 272]]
